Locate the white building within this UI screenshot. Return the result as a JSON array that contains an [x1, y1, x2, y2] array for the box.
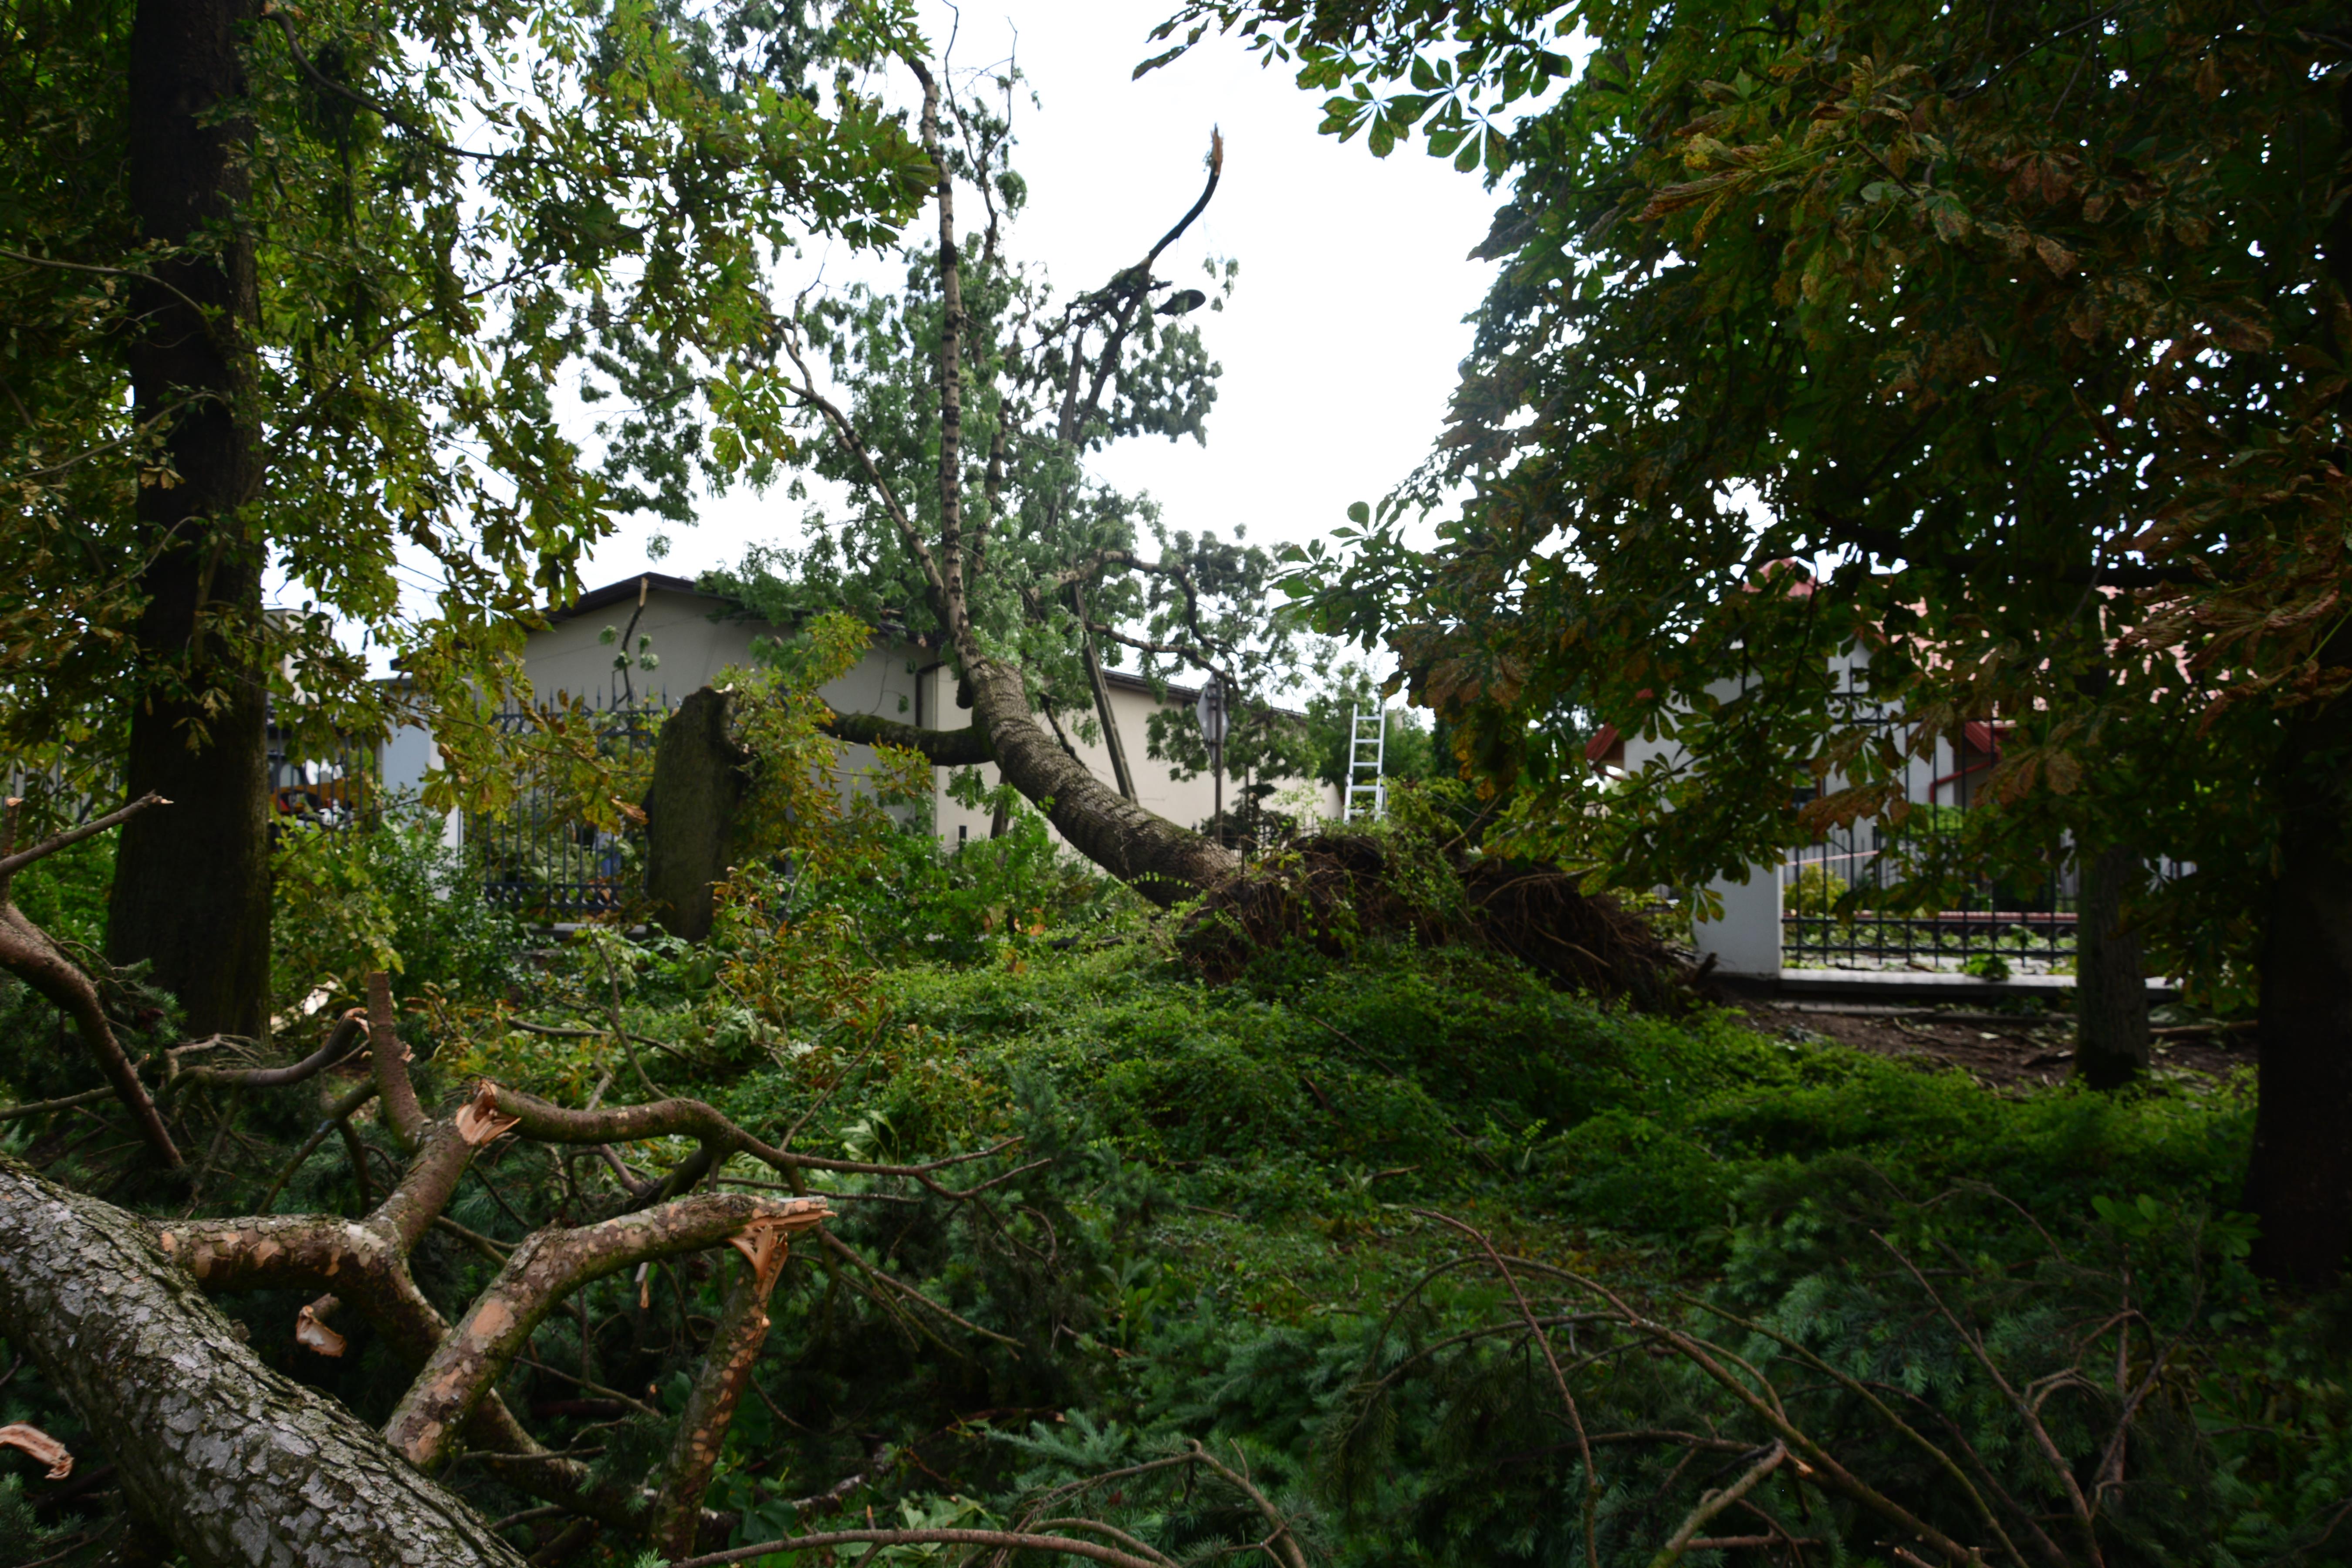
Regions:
[[381, 572, 1339, 853], [1591, 646, 2092, 988]]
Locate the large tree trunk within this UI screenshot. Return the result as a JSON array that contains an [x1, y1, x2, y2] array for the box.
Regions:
[[643, 687, 753, 942], [962, 652, 1237, 904], [2074, 844, 2151, 1091], [2247, 73, 2352, 1285], [2245, 676, 2352, 1285], [106, 0, 271, 1040], [0, 1157, 529, 1566]]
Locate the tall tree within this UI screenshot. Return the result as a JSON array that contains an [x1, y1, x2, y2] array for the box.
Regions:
[[107, 0, 268, 1038], [727, 60, 1302, 898], [2, 0, 931, 1034], [1154, 0, 2352, 1277]]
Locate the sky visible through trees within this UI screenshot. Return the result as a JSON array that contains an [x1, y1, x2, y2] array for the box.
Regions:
[[317, 0, 1510, 671]]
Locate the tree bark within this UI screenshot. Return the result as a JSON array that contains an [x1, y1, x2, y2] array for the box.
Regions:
[[960, 652, 1236, 903], [650, 1248, 787, 1557], [1075, 585, 1139, 804], [2249, 66, 2352, 1284], [819, 710, 995, 767], [643, 687, 754, 942], [385, 1193, 825, 1468], [2246, 674, 2352, 1284], [0, 1157, 530, 1567], [107, 0, 270, 1040], [905, 61, 1233, 904], [2074, 844, 2151, 1091]]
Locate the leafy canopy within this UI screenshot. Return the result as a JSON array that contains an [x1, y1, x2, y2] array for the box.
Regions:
[[1, 0, 933, 781], [1158, 0, 2352, 994]]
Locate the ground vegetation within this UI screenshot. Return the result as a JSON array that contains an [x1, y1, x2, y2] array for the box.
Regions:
[[2, 764, 2345, 1565], [1144, 0, 2352, 1281]]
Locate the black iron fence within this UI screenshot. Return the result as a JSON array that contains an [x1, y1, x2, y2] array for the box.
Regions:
[[268, 716, 376, 835], [474, 691, 669, 921], [1782, 820, 2078, 976], [1778, 706, 2078, 975]]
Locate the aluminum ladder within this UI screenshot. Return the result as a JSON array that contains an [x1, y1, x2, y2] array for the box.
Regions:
[[1344, 704, 1387, 823]]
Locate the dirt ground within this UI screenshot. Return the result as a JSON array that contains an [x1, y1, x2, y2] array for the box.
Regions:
[[1731, 1000, 2259, 1091]]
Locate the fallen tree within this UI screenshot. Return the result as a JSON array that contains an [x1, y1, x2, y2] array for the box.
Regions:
[[760, 56, 1282, 905], [0, 958, 851, 1561], [0, 794, 1246, 1563], [0, 1156, 533, 1568]]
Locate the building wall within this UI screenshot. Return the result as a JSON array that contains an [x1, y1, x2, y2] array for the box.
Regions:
[[519, 588, 769, 706], [917, 665, 1341, 850], [510, 590, 1341, 854]]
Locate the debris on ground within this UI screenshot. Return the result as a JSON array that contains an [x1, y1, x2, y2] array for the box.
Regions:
[[1735, 1001, 2257, 1090], [1181, 833, 1694, 1005]]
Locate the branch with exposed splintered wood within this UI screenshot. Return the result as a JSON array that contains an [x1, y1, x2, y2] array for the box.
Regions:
[[649, 1218, 804, 1556], [162, 1205, 656, 1536], [386, 1193, 829, 1468], [0, 1157, 531, 1565]]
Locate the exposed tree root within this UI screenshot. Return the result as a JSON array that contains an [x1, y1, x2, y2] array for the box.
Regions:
[[1179, 832, 1696, 1006]]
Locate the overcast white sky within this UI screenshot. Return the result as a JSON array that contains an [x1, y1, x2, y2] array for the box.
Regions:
[[582, 0, 1502, 590]]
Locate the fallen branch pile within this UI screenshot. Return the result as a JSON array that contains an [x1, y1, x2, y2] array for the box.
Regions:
[[0, 794, 1234, 1565], [1179, 831, 1692, 1004]]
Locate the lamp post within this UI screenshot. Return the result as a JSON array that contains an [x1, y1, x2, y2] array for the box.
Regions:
[[1194, 679, 1228, 844]]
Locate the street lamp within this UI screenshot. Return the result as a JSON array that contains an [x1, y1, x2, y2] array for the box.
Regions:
[[1194, 679, 1228, 842]]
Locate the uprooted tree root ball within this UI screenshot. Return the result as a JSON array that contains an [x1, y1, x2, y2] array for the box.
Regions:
[[1177, 831, 1696, 1005]]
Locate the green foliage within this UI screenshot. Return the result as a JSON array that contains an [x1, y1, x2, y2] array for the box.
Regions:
[[1, 0, 934, 769], [1206, 0, 2352, 999], [1299, 665, 1437, 791], [5, 832, 113, 952], [270, 799, 529, 1011], [706, 84, 1312, 791], [814, 930, 2338, 1567], [1783, 862, 1846, 919], [10, 764, 2340, 1564]]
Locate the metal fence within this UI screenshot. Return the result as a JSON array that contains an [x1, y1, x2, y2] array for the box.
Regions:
[[474, 690, 669, 921], [268, 714, 377, 835], [1782, 818, 2078, 975], [7, 708, 373, 839], [1778, 707, 2079, 975]]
